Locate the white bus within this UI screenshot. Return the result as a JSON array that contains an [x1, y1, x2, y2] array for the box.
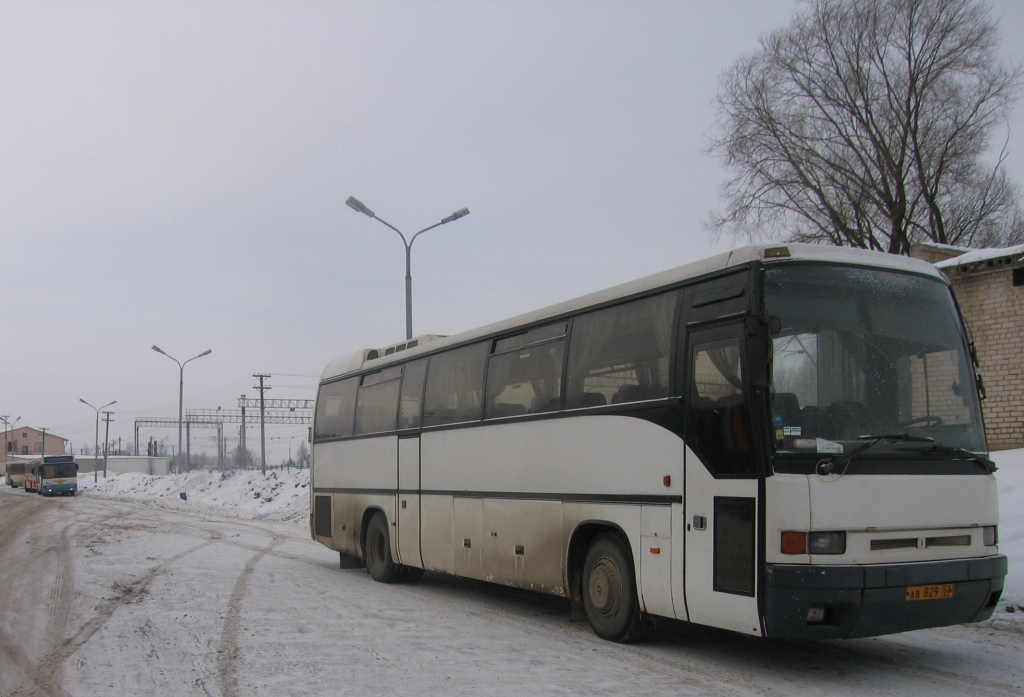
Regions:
[[310, 243, 1005, 642]]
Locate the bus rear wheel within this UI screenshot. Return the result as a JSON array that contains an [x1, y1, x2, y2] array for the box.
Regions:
[[582, 533, 647, 643], [365, 513, 403, 584]]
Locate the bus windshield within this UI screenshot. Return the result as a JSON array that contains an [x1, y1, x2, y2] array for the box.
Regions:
[[41, 463, 77, 479], [764, 264, 986, 461]]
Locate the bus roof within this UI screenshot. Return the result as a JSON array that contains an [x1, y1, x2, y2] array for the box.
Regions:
[[320, 243, 944, 382]]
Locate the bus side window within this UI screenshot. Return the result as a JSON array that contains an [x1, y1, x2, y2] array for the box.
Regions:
[[398, 358, 429, 430], [565, 291, 678, 409], [314, 377, 358, 440], [423, 343, 489, 427], [686, 336, 756, 476]]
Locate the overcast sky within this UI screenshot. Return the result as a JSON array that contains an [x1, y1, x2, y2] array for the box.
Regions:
[[3, 0, 1023, 464]]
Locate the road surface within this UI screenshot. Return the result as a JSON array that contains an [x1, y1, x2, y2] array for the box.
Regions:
[[1, 488, 1021, 697]]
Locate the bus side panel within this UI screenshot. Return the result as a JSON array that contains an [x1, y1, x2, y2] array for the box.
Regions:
[[764, 475, 811, 565], [453, 497, 483, 578], [420, 416, 683, 503], [481, 499, 562, 593], [421, 494, 455, 573], [313, 438, 398, 491], [640, 505, 676, 618]]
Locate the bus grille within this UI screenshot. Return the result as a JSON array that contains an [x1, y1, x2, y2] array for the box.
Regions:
[[871, 538, 917, 551], [925, 535, 971, 547]]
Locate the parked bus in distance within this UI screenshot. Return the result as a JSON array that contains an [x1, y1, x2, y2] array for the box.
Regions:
[[23, 456, 79, 496], [5, 461, 27, 488], [310, 244, 1005, 642]]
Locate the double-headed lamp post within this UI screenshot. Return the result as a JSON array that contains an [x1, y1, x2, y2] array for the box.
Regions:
[[79, 399, 115, 482], [346, 196, 470, 340], [151, 346, 212, 474], [2, 415, 21, 461]]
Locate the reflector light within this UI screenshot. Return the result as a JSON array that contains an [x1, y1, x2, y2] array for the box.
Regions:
[[781, 531, 807, 555], [650, 547, 661, 554], [663, 475, 671, 487]]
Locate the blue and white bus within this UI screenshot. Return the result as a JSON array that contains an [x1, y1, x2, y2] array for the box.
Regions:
[[310, 244, 1005, 642], [26, 455, 79, 496]]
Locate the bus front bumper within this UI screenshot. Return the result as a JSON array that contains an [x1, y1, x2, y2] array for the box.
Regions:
[[763, 555, 1007, 639]]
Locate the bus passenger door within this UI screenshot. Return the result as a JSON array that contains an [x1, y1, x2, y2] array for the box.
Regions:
[[682, 322, 762, 636], [396, 435, 422, 568]]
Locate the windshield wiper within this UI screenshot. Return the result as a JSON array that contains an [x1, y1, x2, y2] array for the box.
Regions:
[[895, 443, 997, 473], [817, 433, 934, 476]]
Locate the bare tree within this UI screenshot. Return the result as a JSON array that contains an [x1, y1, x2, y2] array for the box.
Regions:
[[709, 0, 1023, 253]]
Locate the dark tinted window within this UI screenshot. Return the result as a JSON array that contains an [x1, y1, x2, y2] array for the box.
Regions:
[[423, 343, 489, 427], [565, 292, 678, 409], [314, 377, 358, 440], [686, 335, 756, 476], [354, 366, 402, 435], [485, 323, 566, 419], [398, 358, 429, 430]]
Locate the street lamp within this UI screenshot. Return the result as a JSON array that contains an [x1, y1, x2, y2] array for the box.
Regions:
[[151, 346, 212, 474], [79, 399, 115, 482], [2, 415, 21, 461], [346, 196, 470, 340]]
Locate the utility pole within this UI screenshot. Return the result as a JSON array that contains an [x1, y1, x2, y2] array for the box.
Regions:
[[239, 394, 247, 469], [40, 427, 48, 457], [102, 412, 113, 478], [253, 375, 271, 476]]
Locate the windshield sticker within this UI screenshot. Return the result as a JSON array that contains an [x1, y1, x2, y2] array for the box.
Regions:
[[816, 438, 844, 454], [783, 426, 802, 436], [773, 415, 783, 427]]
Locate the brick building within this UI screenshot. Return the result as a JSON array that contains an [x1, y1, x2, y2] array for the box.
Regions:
[[3, 426, 70, 459], [911, 242, 1024, 451]]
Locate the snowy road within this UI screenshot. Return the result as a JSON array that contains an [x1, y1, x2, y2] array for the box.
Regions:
[[1, 487, 1022, 697]]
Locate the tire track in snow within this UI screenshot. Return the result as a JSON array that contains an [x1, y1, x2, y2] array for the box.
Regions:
[[217, 534, 284, 697]]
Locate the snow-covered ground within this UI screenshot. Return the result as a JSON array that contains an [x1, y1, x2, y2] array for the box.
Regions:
[[79, 450, 1024, 613], [1, 450, 1019, 696]]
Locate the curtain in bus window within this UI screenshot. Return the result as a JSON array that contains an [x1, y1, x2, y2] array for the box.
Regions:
[[687, 337, 755, 476], [398, 358, 429, 430], [314, 378, 358, 440], [355, 377, 402, 435], [423, 343, 489, 427], [485, 340, 565, 418], [565, 291, 678, 409]]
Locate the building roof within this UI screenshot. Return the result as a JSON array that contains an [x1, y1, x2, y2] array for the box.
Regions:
[[935, 243, 1024, 273]]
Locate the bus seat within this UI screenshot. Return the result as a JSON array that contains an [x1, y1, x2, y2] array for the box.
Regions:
[[570, 392, 607, 409]]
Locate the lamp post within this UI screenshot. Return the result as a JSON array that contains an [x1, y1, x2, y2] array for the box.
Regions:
[[345, 196, 470, 340], [151, 346, 212, 474], [2, 415, 21, 461], [79, 399, 115, 482]]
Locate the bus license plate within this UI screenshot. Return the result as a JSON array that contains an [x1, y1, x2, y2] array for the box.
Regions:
[[905, 584, 955, 601]]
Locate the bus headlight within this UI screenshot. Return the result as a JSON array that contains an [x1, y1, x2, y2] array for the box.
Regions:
[[808, 531, 846, 555], [983, 526, 998, 546]]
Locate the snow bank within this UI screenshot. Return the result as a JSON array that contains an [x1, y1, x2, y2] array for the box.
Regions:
[[78, 450, 1023, 612], [78, 467, 310, 525]]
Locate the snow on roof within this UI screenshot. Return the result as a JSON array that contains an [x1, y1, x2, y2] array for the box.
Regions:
[[935, 243, 1024, 270]]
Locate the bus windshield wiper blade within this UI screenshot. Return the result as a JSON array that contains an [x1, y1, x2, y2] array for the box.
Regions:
[[817, 433, 934, 476], [895, 443, 997, 473]]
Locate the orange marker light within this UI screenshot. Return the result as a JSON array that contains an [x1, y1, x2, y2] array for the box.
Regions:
[[663, 475, 671, 487], [781, 531, 807, 555], [650, 547, 661, 554]]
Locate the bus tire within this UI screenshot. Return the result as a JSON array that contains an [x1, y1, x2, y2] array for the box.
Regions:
[[365, 513, 403, 584], [582, 533, 647, 643]]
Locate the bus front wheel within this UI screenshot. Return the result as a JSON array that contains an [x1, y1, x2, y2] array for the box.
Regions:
[[365, 513, 403, 584], [582, 533, 647, 643]]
